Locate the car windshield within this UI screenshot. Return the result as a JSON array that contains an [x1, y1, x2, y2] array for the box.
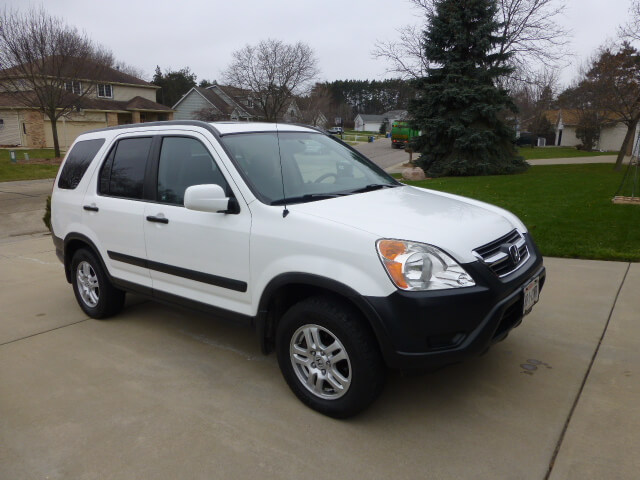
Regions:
[[220, 131, 400, 205]]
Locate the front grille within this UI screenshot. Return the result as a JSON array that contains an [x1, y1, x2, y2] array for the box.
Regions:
[[473, 229, 529, 277]]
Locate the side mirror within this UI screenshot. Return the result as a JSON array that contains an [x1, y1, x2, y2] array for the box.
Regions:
[[184, 184, 231, 213]]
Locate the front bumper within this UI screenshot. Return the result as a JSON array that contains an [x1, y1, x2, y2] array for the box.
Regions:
[[364, 235, 545, 370]]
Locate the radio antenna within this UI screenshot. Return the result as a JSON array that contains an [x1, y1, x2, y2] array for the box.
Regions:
[[275, 123, 289, 217]]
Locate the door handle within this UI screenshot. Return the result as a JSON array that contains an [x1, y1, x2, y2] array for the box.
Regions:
[[83, 205, 99, 212], [146, 215, 169, 224]]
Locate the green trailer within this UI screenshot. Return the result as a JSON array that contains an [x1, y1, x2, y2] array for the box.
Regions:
[[391, 121, 420, 149]]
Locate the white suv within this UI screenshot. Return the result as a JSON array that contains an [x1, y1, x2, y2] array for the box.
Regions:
[[51, 120, 545, 417]]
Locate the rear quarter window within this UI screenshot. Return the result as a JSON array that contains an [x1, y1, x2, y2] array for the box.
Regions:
[[57, 138, 106, 189]]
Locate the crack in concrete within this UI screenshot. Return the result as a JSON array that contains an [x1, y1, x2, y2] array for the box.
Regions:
[[0, 189, 42, 198], [16, 255, 59, 265], [0, 318, 90, 348], [544, 262, 632, 480]]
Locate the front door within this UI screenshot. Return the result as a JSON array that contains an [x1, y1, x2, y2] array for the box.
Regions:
[[142, 133, 252, 316]]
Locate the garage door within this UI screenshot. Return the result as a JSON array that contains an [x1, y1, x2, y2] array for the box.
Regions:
[[0, 111, 23, 146]]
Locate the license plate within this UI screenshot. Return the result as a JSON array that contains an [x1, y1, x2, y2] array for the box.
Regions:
[[523, 276, 540, 315]]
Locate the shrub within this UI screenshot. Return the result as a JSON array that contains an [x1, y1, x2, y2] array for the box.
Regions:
[[43, 195, 51, 232]]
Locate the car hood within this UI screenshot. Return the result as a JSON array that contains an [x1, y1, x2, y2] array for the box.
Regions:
[[289, 185, 524, 264]]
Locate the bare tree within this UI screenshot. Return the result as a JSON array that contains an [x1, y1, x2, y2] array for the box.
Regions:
[[557, 44, 640, 164], [193, 106, 225, 122], [298, 83, 333, 127], [111, 60, 147, 81], [373, 0, 570, 82], [510, 67, 559, 139], [223, 39, 319, 122], [586, 44, 640, 169], [620, 0, 640, 42], [0, 7, 113, 157], [558, 80, 606, 152]]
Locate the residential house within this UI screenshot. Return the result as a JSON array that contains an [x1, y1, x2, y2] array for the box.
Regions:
[[383, 110, 409, 127], [354, 114, 384, 132], [545, 109, 639, 153], [173, 83, 302, 123], [354, 110, 409, 132], [0, 60, 173, 149], [300, 110, 327, 128]]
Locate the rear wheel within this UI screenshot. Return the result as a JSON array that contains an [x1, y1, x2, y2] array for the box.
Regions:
[[71, 248, 125, 319], [276, 296, 385, 418]]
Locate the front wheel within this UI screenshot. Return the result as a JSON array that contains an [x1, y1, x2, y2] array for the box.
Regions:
[[276, 296, 385, 418]]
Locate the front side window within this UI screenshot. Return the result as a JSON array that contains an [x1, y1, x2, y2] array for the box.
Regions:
[[221, 132, 398, 205], [98, 84, 112, 98], [65, 81, 82, 95], [157, 137, 227, 205], [58, 138, 105, 189], [99, 137, 152, 199]]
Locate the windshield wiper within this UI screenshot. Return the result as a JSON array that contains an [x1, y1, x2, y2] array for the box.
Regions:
[[271, 193, 344, 206], [346, 184, 398, 194]]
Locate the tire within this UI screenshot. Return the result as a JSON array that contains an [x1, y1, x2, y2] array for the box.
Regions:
[[276, 295, 386, 418], [71, 248, 125, 319]]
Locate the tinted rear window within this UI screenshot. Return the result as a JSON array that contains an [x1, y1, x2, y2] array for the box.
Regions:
[[57, 139, 105, 189], [100, 137, 152, 199]]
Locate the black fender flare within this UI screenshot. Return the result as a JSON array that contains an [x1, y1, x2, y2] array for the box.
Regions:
[[62, 233, 108, 284], [256, 272, 394, 361]]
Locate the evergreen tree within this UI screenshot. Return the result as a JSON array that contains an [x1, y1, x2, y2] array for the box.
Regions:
[[409, 0, 528, 176], [152, 66, 197, 107]]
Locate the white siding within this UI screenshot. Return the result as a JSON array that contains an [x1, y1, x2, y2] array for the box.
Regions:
[[599, 124, 628, 152], [362, 122, 382, 133], [354, 116, 383, 132], [558, 127, 580, 147], [173, 91, 215, 120], [0, 110, 22, 146]]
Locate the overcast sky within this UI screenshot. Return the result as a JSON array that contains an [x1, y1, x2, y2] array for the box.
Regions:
[[6, 0, 635, 87]]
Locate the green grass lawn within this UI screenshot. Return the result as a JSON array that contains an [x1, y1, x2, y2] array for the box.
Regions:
[[518, 146, 617, 160], [399, 163, 640, 261], [0, 149, 61, 182]]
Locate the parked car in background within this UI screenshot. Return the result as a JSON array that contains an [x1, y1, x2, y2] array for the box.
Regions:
[[51, 120, 545, 418], [327, 126, 343, 134]]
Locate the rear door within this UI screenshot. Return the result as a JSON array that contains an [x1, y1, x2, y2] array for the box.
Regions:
[[82, 135, 153, 289], [142, 132, 252, 316]]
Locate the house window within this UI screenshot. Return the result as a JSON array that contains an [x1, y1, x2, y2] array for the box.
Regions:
[[98, 84, 113, 98], [65, 81, 82, 95], [0, 119, 4, 129], [247, 98, 254, 108]]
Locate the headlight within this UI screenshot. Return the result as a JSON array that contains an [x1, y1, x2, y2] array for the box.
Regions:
[[376, 239, 475, 291]]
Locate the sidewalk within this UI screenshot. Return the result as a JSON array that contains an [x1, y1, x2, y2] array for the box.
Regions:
[[385, 155, 623, 174]]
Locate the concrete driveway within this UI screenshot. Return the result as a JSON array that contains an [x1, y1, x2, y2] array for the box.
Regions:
[[1, 178, 639, 479], [0, 178, 52, 239]]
